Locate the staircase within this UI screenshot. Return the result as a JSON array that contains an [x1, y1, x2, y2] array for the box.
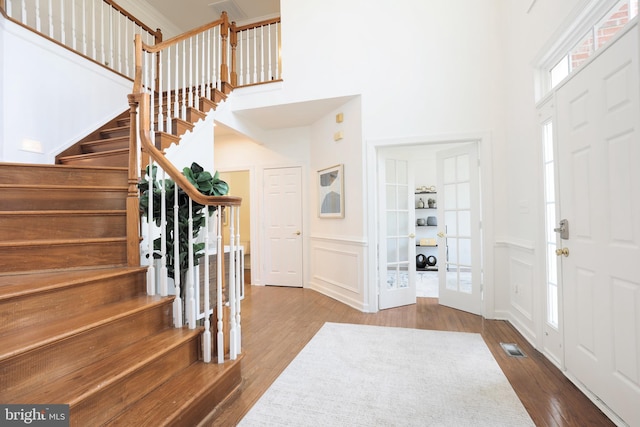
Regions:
[[0, 88, 242, 426]]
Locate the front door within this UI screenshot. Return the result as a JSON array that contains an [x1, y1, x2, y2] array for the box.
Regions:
[[556, 25, 640, 427], [263, 167, 303, 287], [378, 154, 416, 309], [436, 143, 482, 315]]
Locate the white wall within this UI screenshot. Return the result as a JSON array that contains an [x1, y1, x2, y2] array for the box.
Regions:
[[0, 17, 132, 163], [497, 0, 586, 346], [216, 0, 506, 311]]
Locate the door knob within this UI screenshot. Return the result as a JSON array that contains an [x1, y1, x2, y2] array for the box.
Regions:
[[555, 247, 569, 257], [437, 232, 445, 238], [295, 231, 301, 235], [409, 233, 415, 238]]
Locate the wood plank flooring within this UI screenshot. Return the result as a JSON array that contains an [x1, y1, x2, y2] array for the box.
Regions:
[[202, 286, 615, 427]]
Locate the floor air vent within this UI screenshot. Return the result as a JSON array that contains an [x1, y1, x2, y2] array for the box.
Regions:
[[500, 342, 526, 358]]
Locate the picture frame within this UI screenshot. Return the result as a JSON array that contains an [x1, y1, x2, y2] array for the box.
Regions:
[[318, 164, 344, 218]]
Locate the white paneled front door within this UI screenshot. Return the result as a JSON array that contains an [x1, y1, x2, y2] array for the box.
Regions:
[[263, 167, 303, 287], [556, 25, 640, 427], [436, 143, 482, 315]]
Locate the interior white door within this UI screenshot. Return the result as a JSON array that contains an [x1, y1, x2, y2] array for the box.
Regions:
[[436, 143, 482, 315], [556, 26, 640, 427], [263, 167, 303, 287], [378, 155, 416, 309]]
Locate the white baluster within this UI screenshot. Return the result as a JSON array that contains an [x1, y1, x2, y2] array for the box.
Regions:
[[81, 0, 87, 56], [195, 33, 200, 105], [173, 182, 183, 327], [149, 51, 155, 147], [260, 25, 265, 82], [71, 0, 76, 50], [157, 50, 164, 133], [276, 23, 281, 79], [100, 1, 105, 64], [20, 0, 26, 25], [174, 44, 180, 125], [108, 7, 113, 68], [48, 0, 53, 38], [117, 11, 122, 73], [202, 210, 212, 363], [234, 206, 242, 353], [91, 0, 96, 61], [166, 47, 172, 135], [252, 27, 257, 84], [59, 0, 65, 45], [35, 0, 41, 32], [6, 0, 12, 18], [187, 198, 196, 329], [181, 40, 187, 119], [159, 169, 168, 296], [146, 161, 156, 296], [267, 24, 272, 81], [229, 206, 237, 360], [206, 29, 211, 99], [216, 208, 224, 363], [188, 37, 193, 109]]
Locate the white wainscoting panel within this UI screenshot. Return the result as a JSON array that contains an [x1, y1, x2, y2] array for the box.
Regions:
[[309, 236, 367, 311]]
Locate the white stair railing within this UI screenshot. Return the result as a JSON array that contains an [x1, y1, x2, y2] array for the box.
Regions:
[[133, 15, 243, 363], [231, 17, 282, 86], [2, 0, 161, 79]]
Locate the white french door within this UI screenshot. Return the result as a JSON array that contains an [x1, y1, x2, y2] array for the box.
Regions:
[[378, 154, 416, 309], [556, 25, 639, 426], [436, 143, 482, 315], [263, 167, 303, 287]]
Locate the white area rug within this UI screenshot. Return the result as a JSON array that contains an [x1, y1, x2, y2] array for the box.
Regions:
[[239, 323, 535, 426]]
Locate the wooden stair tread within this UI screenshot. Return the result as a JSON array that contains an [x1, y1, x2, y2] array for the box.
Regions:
[[0, 266, 145, 301], [10, 327, 201, 405], [0, 236, 126, 248], [58, 148, 129, 160], [107, 356, 243, 427], [0, 183, 126, 190], [0, 295, 170, 361], [0, 209, 126, 216]]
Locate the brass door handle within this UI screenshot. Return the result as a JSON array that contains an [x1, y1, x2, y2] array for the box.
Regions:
[[409, 233, 415, 238], [437, 232, 445, 238], [555, 247, 569, 257], [295, 231, 301, 235]]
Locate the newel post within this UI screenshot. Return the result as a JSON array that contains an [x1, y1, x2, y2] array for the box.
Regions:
[[229, 21, 238, 87], [126, 93, 141, 267], [219, 11, 232, 93]]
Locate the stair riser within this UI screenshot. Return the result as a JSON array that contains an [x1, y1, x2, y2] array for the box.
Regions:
[[81, 137, 129, 153], [0, 240, 128, 273], [0, 212, 126, 240], [0, 165, 127, 186], [0, 270, 146, 335], [100, 128, 130, 139], [1, 302, 173, 401], [71, 337, 199, 426], [58, 151, 129, 168], [0, 188, 127, 211]]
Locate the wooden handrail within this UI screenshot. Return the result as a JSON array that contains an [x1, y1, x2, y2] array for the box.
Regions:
[[232, 16, 281, 33], [104, 0, 162, 43], [146, 17, 225, 53], [134, 91, 241, 207]]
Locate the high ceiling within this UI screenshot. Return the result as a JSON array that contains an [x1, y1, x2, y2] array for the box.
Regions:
[[147, 0, 280, 32], [145, 0, 351, 136]]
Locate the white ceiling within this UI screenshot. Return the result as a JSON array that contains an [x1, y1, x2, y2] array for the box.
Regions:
[[147, 0, 280, 32]]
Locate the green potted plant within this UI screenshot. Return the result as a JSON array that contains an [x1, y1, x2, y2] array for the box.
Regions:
[[138, 162, 229, 296]]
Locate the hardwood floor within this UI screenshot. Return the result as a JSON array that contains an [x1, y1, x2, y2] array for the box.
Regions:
[[202, 286, 614, 427]]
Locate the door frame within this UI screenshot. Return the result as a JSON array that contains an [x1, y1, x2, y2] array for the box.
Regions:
[[365, 132, 495, 314]]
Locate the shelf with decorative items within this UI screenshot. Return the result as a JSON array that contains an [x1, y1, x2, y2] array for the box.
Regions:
[[415, 187, 438, 271]]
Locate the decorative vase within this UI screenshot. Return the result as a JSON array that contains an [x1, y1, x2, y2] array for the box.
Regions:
[[418, 198, 424, 208]]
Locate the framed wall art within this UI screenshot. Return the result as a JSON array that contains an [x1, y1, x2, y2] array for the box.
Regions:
[[318, 164, 344, 218]]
